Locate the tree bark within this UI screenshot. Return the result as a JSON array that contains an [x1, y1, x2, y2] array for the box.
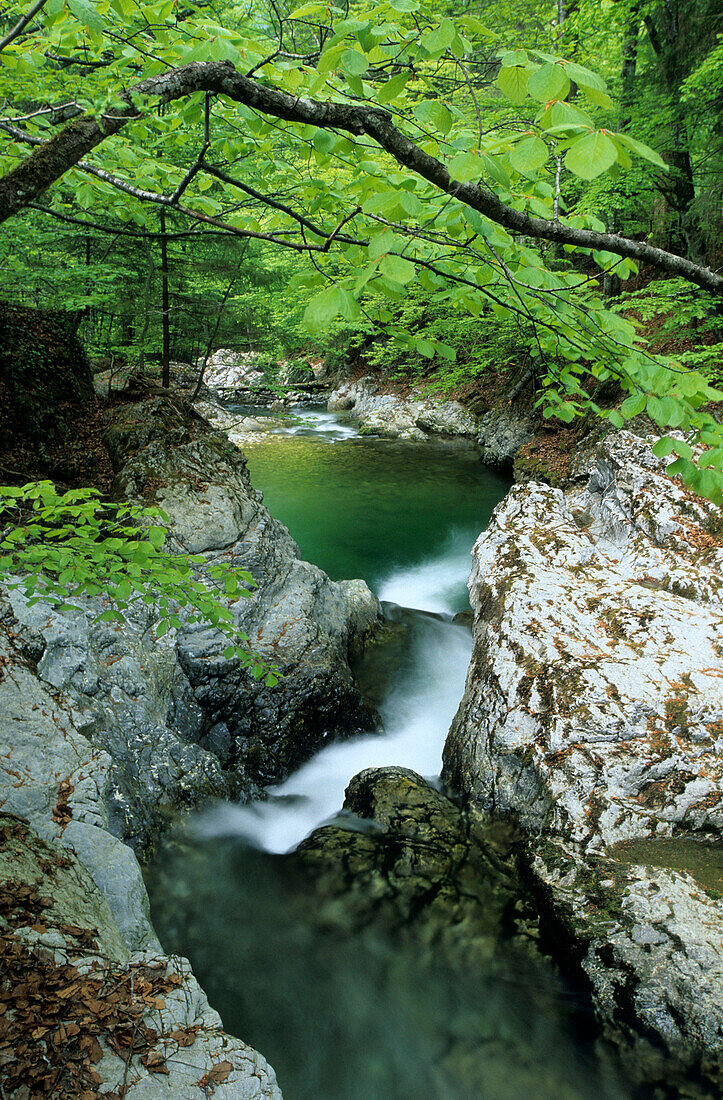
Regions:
[[160, 206, 170, 389], [0, 61, 721, 293]]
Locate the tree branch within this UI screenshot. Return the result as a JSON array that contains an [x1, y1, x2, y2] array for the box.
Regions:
[[0, 0, 49, 52], [1, 59, 721, 292]]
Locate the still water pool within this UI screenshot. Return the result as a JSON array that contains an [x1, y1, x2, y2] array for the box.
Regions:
[[145, 408, 633, 1100]]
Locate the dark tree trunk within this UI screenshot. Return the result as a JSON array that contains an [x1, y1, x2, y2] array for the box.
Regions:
[[619, 3, 640, 129], [160, 206, 170, 389], [644, 2, 707, 262]]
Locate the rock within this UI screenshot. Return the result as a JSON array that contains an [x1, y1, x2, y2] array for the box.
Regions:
[[289, 767, 629, 1097], [4, 589, 230, 852], [327, 377, 478, 441], [443, 428, 723, 1092], [104, 397, 382, 788], [0, 632, 282, 1098], [477, 403, 536, 466], [6, 396, 380, 844], [199, 349, 268, 398], [276, 360, 311, 387], [7, 397, 376, 827], [4, 391, 382, 851], [194, 398, 279, 446], [293, 767, 531, 947]]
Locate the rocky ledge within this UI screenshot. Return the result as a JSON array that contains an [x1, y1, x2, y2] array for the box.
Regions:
[[443, 429, 723, 1094], [0, 384, 387, 1096], [0, 623, 282, 1098]]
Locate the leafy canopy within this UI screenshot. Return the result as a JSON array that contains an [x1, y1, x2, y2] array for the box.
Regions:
[[1, 1, 723, 498]]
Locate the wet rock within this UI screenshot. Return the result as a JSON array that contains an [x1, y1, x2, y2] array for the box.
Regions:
[[293, 767, 535, 953], [7, 397, 381, 843], [288, 767, 631, 1097], [443, 428, 723, 1093], [328, 377, 478, 441], [194, 398, 280, 446]]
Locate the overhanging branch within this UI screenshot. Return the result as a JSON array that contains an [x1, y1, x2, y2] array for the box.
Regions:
[[1, 59, 721, 292]]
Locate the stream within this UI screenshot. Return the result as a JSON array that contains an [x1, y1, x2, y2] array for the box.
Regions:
[[146, 407, 632, 1099]]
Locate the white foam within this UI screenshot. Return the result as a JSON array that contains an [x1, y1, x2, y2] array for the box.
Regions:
[[273, 409, 360, 440], [193, 603, 472, 854], [377, 530, 472, 614]]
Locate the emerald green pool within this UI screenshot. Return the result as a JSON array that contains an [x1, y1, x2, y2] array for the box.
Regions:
[[242, 411, 510, 610]]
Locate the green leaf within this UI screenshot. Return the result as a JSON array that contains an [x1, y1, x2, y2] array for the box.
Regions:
[[652, 436, 677, 458], [449, 151, 484, 182], [527, 63, 570, 103], [561, 62, 606, 92], [582, 86, 614, 110], [509, 136, 548, 176], [312, 130, 336, 154], [304, 286, 343, 331], [67, 0, 104, 32], [620, 393, 646, 419], [341, 50, 369, 77], [497, 66, 529, 103], [380, 254, 416, 284], [377, 72, 410, 104], [614, 133, 668, 171], [564, 131, 618, 179], [368, 228, 400, 260], [422, 19, 456, 53]]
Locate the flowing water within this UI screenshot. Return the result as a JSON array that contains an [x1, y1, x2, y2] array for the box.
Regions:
[[146, 407, 632, 1099]]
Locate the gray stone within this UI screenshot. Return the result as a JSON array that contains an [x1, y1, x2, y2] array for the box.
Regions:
[[477, 404, 535, 465], [0, 626, 282, 1098], [199, 349, 268, 398]]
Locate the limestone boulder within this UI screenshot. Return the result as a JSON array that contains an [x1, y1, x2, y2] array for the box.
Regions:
[[327, 377, 478, 441], [443, 429, 723, 1092]]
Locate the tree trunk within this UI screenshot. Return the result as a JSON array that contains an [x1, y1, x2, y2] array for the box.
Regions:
[[160, 206, 170, 389], [644, 3, 707, 262], [619, 3, 640, 129]]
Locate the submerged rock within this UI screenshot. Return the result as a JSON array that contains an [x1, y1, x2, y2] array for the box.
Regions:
[[293, 766, 532, 949], [289, 767, 628, 1097], [443, 429, 723, 1093]]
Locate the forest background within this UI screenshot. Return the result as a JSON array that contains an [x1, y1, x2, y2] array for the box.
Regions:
[[0, 0, 722, 492]]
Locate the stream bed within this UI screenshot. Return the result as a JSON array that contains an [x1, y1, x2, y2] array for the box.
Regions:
[[145, 408, 632, 1099]]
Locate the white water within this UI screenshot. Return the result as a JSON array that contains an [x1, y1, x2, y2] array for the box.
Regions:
[[377, 528, 476, 614], [192, 407, 475, 854], [273, 408, 360, 441]]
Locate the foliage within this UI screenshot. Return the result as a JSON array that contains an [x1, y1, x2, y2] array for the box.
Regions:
[[1, 0, 723, 496], [0, 481, 278, 685]]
